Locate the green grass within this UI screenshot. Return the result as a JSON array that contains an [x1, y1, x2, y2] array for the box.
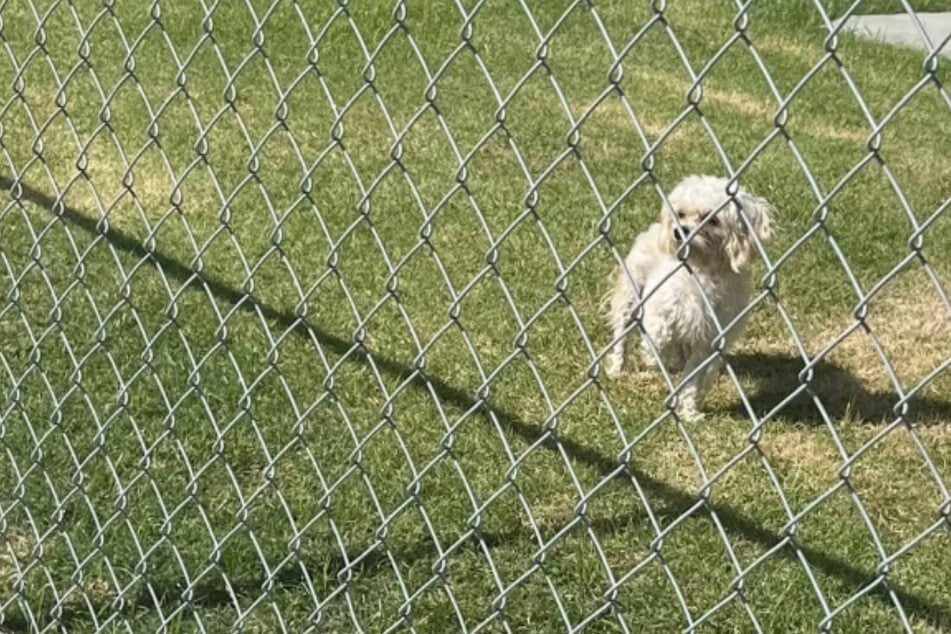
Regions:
[[0, 0, 949, 632]]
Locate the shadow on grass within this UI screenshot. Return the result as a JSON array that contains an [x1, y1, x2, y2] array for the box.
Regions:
[[731, 352, 951, 424], [2, 176, 949, 630]]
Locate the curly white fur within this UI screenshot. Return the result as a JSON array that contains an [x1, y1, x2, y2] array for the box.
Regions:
[[605, 175, 775, 421]]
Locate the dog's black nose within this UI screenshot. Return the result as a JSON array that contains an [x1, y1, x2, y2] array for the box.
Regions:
[[674, 227, 687, 242]]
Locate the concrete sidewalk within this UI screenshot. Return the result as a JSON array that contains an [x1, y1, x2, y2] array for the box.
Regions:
[[834, 12, 951, 57]]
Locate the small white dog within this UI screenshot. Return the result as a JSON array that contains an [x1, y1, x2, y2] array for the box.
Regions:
[[604, 175, 775, 421]]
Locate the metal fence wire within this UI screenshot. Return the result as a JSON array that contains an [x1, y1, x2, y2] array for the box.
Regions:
[[0, 0, 950, 632]]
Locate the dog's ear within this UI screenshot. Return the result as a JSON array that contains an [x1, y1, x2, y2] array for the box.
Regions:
[[739, 191, 775, 243], [660, 201, 678, 250], [725, 191, 775, 273]]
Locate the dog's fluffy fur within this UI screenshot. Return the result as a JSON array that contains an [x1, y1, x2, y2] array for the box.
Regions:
[[605, 175, 775, 421]]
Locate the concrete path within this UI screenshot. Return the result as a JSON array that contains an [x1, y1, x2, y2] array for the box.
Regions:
[[834, 12, 951, 57]]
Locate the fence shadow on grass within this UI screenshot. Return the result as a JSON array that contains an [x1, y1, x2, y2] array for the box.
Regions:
[[730, 352, 951, 425], [2, 175, 948, 630]]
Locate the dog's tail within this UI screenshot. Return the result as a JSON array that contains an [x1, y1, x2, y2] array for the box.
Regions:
[[599, 264, 642, 321], [599, 266, 620, 318]]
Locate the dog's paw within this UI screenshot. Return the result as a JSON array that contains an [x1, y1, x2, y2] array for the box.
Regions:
[[640, 351, 661, 372], [676, 405, 705, 423], [604, 356, 626, 378]]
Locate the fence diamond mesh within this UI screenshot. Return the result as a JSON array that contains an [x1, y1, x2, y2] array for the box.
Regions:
[[0, 0, 949, 632]]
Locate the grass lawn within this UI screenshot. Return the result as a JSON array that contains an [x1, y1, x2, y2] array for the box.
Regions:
[[0, 0, 949, 632]]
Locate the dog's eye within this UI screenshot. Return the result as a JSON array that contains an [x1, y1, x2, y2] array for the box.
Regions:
[[707, 216, 719, 226], [677, 211, 685, 219]]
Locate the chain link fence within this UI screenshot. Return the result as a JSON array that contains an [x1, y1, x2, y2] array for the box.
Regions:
[[0, 0, 949, 632]]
